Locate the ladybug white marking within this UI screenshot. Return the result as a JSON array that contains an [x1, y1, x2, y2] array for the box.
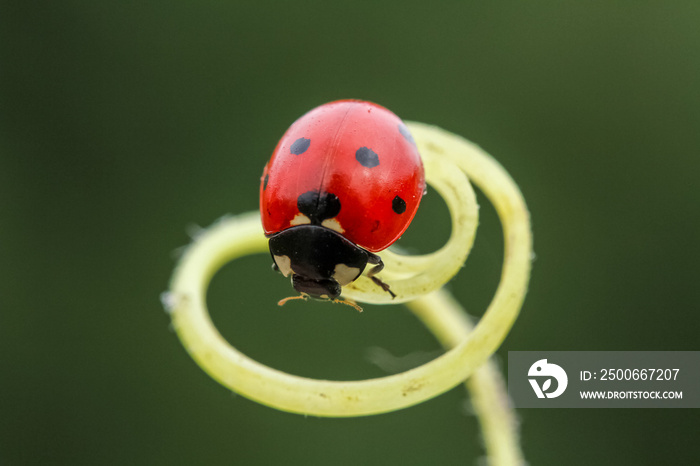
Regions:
[[273, 255, 293, 277], [290, 213, 311, 226], [321, 218, 345, 234], [332, 263, 362, 286]]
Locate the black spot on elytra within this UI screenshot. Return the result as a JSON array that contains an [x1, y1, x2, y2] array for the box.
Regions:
[[398, 123, 415, 145], [355, 147, 380, 168], [290, 137, 311, 155], [392, 195, 407, 214], [297, 190, 341, 223], [263, 174, 269, 190]]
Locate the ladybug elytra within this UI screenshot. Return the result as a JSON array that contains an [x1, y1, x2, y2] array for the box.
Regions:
[[259, 100, 425, 304]]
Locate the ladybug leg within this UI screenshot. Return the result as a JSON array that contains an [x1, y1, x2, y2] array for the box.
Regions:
[[366, 253, 396, 299]]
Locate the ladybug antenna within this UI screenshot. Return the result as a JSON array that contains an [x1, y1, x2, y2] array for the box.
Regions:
[[277, 294, 363, 312], [332, 298, 363, 313], [277, 295, 309, 307]]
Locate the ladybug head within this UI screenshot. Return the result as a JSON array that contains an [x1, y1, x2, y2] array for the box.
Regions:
[[291, 274, 342, 300], [268, 225, 370, 301]]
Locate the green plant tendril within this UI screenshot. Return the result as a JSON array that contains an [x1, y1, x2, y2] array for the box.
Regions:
[[165, 122, 531, 465]]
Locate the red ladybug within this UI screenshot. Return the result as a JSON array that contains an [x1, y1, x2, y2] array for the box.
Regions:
[[260, 100, 425, 303]]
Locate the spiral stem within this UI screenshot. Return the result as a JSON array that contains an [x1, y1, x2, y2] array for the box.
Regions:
[[165, 122, 532, 464]]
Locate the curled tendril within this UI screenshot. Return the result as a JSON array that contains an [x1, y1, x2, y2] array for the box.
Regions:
[[165, 122, 532, 465]]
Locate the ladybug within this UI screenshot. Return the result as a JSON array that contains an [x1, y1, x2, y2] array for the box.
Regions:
[[259, 100, 425, 306]]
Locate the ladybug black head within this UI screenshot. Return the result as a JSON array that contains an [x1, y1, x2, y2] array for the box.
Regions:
[[291, 275, 342, 300], [268, 225, 370, 301]]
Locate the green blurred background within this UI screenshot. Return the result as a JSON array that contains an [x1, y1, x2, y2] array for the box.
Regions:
[[2, 1, 699, 464]]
